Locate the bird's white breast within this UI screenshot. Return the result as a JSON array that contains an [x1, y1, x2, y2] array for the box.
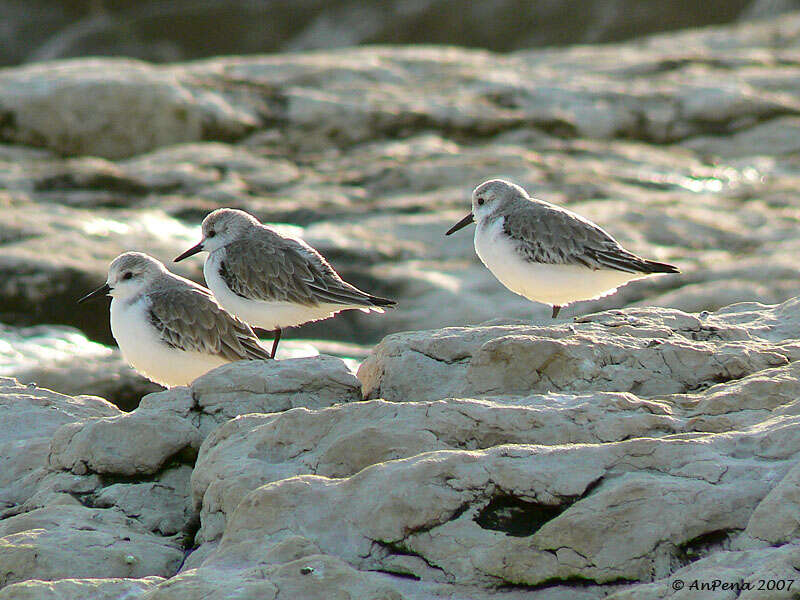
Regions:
[[110, 295, 227, 387], [474, 217, 643, 306], [204, 251, 343, 330]]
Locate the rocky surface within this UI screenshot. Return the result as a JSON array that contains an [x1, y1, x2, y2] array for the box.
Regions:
[[0, 378, 118, 516], [0, 357, 360, 592], [0, 577, 164, 600], [4, 300, 800, 597]]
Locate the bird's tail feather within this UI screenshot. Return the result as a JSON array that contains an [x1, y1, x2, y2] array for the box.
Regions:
[[368, 295, 397, 308], [640, 259, 680, 274]]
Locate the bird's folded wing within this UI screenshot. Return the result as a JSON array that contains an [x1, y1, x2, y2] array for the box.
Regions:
[[502, 205, 659, 274], [221, 236, 378, 307], [148, 286, 271, 361]]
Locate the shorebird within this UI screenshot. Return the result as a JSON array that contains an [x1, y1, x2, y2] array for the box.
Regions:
[[78, 252, 271, 387], [446, 179, 679, 318], [174, 208, 396, 357]]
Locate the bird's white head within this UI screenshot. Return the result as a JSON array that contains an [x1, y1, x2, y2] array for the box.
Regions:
[[446, 179, 527, 236], [472, 179, 526, 221], [79, 252, 166, 304], [174, 208, 260, 261], [107, 252, 166, 300]]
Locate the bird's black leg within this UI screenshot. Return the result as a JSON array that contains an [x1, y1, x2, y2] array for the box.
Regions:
[[270, 328, 282, 359], [551, 305, 562, 319]]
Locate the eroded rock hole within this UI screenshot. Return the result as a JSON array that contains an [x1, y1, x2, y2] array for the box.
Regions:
[[678, 529, 733, 564], [475, 495, 567, 537]]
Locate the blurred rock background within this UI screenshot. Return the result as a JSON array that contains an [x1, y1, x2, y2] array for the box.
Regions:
[[3, 0, 799, 67]]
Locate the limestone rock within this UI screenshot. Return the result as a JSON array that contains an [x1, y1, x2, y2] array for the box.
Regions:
[[7, 303, 800, 596], [0, 577, 164, 600], [182, 299, 800, 597], [191, 355, 361, 421], [191, 394, 681, 543], [0, 378, 118, 515], [148, 534, 587, 600], [48, 387, 201, 477], [0, 506, 182, 588], [358, 304, 796, 402], [740, 460, 800, 546], [217, 422, 793, 587], [0, 58, 258, 158], [48, 356, 358, 477], [93, 465, 195, 537]]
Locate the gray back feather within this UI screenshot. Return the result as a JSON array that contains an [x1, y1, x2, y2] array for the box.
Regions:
[[220, 228, 379, 307], [501, 197, 663, 273], [147, 279, 271, 361]]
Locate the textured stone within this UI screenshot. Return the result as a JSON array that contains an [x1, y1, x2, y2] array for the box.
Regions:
[[0, 378, 118, 515], [741, 460, 800, 546], [181, 299, 800, 597], [48, 387, 201, 477], [93, 465, 194, 537], [0, 59, 258, 158], [218, 425, 792, 587], [0, 506, 182, 588], [47, 356, 358, 477], [191, 355, 362, 421], [8, 302, 800, 596], [358, 304, 797, 402], [191, 394, 681, 543], [0, 577, 164, 600]]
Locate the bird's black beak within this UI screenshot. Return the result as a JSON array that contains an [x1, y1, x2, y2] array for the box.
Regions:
[[174, 242, 204, 262], [77, 283, 111, 304], [445, 213, 475, 236]]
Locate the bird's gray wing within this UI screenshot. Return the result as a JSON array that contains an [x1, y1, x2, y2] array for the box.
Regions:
[[502, 203, 675, 274], [220, 234, 380, 307], [147, 285, 271, 361]]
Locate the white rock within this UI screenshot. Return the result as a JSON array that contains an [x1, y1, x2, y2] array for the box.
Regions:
[[191, 394, 681, 543], [0, 506, 182, 588], [0, 59, 258, 159], [0, 378, 118, 515], [191, 355, 361, 421], [0, 577, 163, 600], [358, 305, 793, 402], [48, 357, 359, 477], [218, 425, 791, 586], [94, 465, 194, 536], [48, 387, 201, 477]]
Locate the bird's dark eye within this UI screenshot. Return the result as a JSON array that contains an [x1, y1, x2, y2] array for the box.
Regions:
[[208, 230, 216, 238], [477, 198, 485, 206], [123, 272, 133, 280]]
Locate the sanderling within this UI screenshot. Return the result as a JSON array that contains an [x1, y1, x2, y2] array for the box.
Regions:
[[174, 208, 396, 357], [446, 179, 679, 318], [78, 252, 271, 387]]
